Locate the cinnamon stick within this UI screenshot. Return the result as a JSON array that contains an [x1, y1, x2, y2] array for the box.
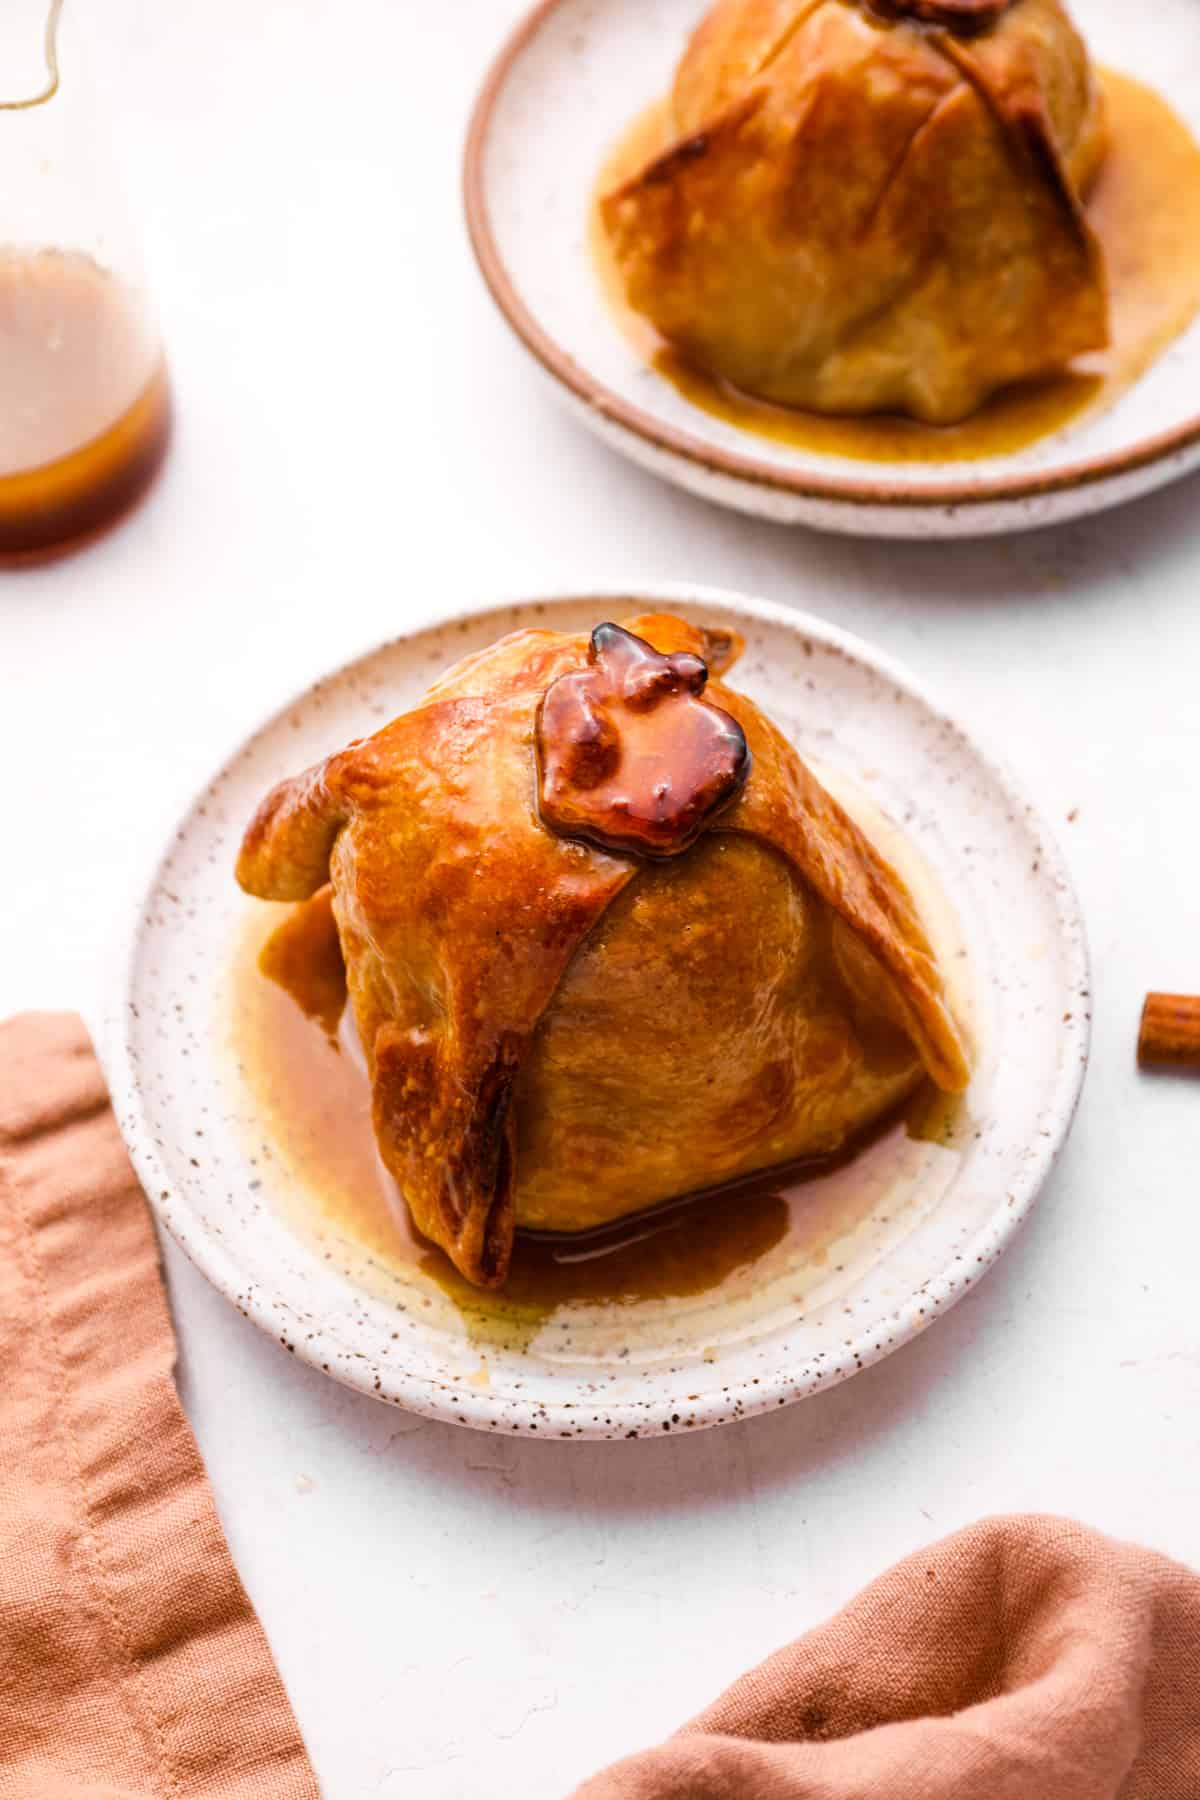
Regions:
[[1138, 993, 1200, 1069]]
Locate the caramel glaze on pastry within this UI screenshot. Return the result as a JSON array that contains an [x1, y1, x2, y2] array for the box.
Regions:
[[536, 622, 751, 855], [601, 0, 1109, 424], [237, 614, 970, 1289]]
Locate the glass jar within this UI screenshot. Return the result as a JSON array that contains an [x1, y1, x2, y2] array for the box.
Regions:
[[0, 0, 170, 561]]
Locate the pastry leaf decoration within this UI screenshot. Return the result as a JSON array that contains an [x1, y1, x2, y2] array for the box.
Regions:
[[536, 623, 751, 857]]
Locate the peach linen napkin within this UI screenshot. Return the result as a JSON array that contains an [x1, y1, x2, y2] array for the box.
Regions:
[[0, 1013, 319, 1800], [573, 1514, 1200, 1799]]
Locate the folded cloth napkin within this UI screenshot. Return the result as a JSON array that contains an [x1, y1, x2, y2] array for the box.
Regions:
[[0, 1013, 320, 1800], [573, 1513, 1200, 1799]]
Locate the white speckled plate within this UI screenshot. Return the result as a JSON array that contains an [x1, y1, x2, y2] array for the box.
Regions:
[[464, 0, 1200, 538], [105, 587, 1089, 1437]]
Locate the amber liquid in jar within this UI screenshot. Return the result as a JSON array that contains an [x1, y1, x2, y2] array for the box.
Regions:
[[0, 247, 170, 561]]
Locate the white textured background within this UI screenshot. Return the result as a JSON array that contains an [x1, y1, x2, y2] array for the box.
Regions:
[[2, 2, 1198, 1794]]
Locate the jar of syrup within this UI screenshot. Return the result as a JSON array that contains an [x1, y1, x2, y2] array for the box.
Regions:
[[0, 0, 170, 562]]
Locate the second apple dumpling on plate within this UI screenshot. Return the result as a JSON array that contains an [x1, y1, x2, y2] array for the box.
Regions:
[[600, 0, 1109, 425]]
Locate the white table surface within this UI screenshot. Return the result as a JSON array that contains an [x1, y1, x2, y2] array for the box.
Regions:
[[5, 2, 1200, 1793]]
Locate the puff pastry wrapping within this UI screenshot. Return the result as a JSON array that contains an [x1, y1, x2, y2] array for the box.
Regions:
[[237, 614, 971, 1288], [601, 0, 1109, 424]]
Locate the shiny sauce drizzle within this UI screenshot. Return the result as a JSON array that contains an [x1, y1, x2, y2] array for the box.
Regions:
[[591, 70, 1200, 465], [231, 885, 967, 1340], [537, 622, 750, 857]]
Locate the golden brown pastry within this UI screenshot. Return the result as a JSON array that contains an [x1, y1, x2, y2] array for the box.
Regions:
[[237, 614, 970, 1288], [601, 0, 1109, 424]]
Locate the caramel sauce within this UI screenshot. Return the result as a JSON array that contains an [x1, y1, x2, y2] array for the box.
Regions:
[[432, 1179, 790, 1317], [0, 249, 170, 561], [231, 872, 968, 1341], [591, 70, 1200, 464], [537, 622, 750, 857]]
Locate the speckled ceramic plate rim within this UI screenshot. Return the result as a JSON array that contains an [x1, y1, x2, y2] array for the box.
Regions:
[[103, 585, 1091, 1438], [463, 0, 1200, 515]]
